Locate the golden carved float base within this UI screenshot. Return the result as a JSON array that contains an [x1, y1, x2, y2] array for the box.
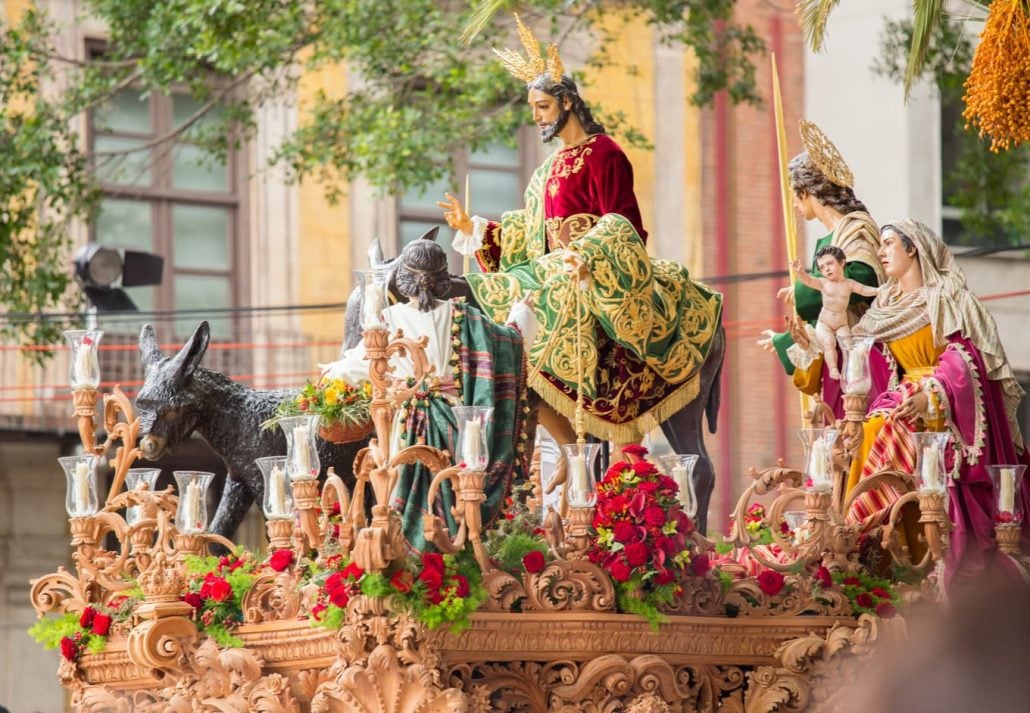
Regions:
[[68, 610, 881, 713]]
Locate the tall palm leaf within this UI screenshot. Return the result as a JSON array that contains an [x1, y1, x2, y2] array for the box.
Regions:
[[462, 0, 515, 45], [904, 0, 945, 95], [797, 0, 842, 53]]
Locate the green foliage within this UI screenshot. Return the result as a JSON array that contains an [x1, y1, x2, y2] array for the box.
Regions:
[[28, 612, 82, 649], [874, 14, 1030, 248], [615, 579, 679, 631], [490, 531, 548, 574]]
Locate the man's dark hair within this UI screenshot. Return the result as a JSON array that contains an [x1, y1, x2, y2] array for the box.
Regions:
[[815, 245, 846, 264], [789, 152, 868, 215], [527, 74, 605, 139], [395, 238, 451, 312]]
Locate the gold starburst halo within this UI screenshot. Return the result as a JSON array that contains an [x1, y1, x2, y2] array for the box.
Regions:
[[798, 119, 854, 189], [492, 13, 565, 84]]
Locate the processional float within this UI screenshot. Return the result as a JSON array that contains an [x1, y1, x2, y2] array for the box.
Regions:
[[28, 262, 1029, 712]]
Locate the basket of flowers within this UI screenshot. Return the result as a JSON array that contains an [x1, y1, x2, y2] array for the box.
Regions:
[[270, 378, 374, 444]]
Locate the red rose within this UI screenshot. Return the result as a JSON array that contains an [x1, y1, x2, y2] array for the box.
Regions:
[[606, 494, 629, 515], [612, 521, 636, 544], [79, 606, 96, 629], [604, 461, 632, 480], [842, 576, 861, 587], [325, 571, 346, 592], [655, 568, 675, 585], [644, 505, 666, 528], [871, 587, 891, 599], [855, 593, 874, 608], [657, 476, 678, 493], [183, 592, 203, 611], [875, 602, 897, 619], [325, 554, 343, 570], [200, 574, 232, 602], [522, 550, 546, 574], [450, 574, 470, 598], [624, 542, 649, 568], [609, 559, 632, 582], [632, 461, 656, 477], [691, 553, 712, 577], [390, 570, 414, 593], [341, 562, 364, 582], [328, 585, 350, 608], [656, 535, 680, 555], [330, 501, 342, 517], [814, 566, 832, 589], [621, 444, 649, 460], [637, 480, 659, 495], [311, 603, 326, 621], [421, 552, 445, 573], [419, 567, 444, 591], [268, 549, 294, 572], [757, 570, 785, 596], [91, 613, 112, 636], [60, 636, 79, 661]]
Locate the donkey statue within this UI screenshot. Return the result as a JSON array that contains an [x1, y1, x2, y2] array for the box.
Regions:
[[342, 236, 724, 533], [135, 321, 364, 540]]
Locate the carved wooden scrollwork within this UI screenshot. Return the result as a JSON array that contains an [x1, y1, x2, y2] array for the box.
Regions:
[[521, 560, 616, 612]]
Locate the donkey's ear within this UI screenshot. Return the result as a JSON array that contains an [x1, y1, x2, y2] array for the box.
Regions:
[[368, 239, 385, 269], [139, 324, 164, 368], [418, 225, 440, 242], [167, 321, 210, 386]]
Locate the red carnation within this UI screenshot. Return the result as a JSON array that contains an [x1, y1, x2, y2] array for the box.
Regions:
[[421, 552, 445, 573], [200, 574, 232, 602], [622, 444, 649, 460], [340, 562, 364, 582], [328, 585, 350, 608], [268, 549, 294, 572], [644, 505, 666, 528], [757, 570, 785, 596], [855, 592, 874, 608], [183, 592, 203, 611], [325, 571, 346, 592], [691, 553, 712, 577], [814, 566, 832, 589], [632, 461, 655, 476], [624, 542, 649, 568], [79, 606, 96, 629], [419, 567, 444, 590], [657, 476, 678, 493], [606, 494, 629, 514], [842, 576, 862, 587], [60, 636, 79, 661], [637, 480, 659, 495], [605, 461, 632, 480], [875, 602, 897, 619], [612, 521, 636, 544], [522, 550, 546, 574], [871, 587, 891, 599], [91, 612, 112, 636], [656, 535, 679, 555], [450, 574, 470, 598], [609, 559, 632, 582], [390, 570, 414, 593], [311, 603, 326, 621]]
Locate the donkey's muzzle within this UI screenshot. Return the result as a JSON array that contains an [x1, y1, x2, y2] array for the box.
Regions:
[[139, 435, 166, 460]]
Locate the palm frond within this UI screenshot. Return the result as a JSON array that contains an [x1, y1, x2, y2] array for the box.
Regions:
[[796, 0, 843, 53], [461, 0, 513, 45], [904, 0, 945, 96]]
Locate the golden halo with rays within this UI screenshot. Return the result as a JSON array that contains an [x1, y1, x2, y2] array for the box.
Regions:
[[798, 119, 854, 189]]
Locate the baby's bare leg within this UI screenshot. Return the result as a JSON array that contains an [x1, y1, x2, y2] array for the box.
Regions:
[[816, 320, 840, 379]]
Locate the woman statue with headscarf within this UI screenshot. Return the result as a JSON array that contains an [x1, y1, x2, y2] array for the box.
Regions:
[[846, 219, 1028, 584], [321, 237, 534, 552]]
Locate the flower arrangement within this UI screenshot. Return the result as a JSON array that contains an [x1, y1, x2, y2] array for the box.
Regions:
[[484, 482, 550, 576], [181, 551, 260, 647], [29, 591, 141, 662], [310, 548, 487, 633], [827, 569, 900, 619], [588, 445, 696, 628], [267, 378, 373, 442]]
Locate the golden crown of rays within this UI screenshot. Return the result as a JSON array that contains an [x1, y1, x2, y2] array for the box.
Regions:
[[799, 119, 854, 189], [493, 14, 565, 84]]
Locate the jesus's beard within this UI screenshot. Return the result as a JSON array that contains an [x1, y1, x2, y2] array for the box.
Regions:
[[539, 106, 571, 143]]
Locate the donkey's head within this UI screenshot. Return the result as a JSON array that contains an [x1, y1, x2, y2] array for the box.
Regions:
[[135, 321, 211, 461]]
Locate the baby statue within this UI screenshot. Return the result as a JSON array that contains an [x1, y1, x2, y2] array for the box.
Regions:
[[790, 245, 881, 381]]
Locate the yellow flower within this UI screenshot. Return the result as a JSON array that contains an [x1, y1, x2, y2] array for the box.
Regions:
[[324, 388, 340, 406]]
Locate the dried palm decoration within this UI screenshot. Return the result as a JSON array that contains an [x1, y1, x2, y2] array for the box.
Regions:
[[963, 0, 1030, 152]]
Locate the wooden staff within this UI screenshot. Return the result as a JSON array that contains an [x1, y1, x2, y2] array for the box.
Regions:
[[463, 174, 471, 276]]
